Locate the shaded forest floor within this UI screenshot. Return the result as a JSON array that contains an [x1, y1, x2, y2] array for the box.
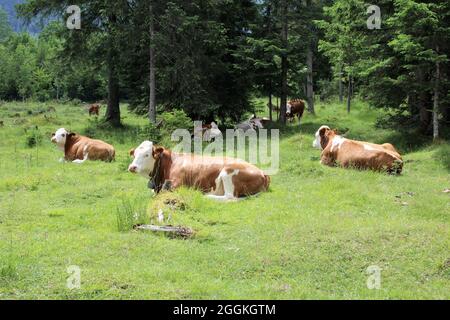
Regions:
[[0, 100, 449, 299]]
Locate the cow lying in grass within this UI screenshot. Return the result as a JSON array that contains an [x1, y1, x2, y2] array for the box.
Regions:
[[128, 141, 270, 200], [51, 128, 115, 163], [313, 125, 403, 174]]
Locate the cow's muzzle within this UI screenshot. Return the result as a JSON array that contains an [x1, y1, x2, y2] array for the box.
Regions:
[[128, 165, 138, 173]]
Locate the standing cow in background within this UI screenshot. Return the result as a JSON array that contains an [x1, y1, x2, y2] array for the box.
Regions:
[[286, 99, 305, 123], [88, 104, 101, 116], [51, 128, 115, 163]]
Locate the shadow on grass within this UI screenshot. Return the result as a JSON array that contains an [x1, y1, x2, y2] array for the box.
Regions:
[[433, 143, 450, 172], [380, 129, 431, 154], [380, 127, 450, 157], [81, 118, 162, 146], [267, 117, 351, 142]]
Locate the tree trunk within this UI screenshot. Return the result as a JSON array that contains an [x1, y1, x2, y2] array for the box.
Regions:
[[269, 90, 273, 122], [276, 96, 279, 121], [280, 0, 288, 124], [306, 44, 315, 114], [105, 14, 121, 127], [347, 75, 352, 114], [267, 3, 273, 123], [433, 46, 440, 141], [148, 3, 156, 124], [56, 78, 59, 101], [417, 68, 430, 132], [105, 62, 121, 127], [339, 65, 343, 103]]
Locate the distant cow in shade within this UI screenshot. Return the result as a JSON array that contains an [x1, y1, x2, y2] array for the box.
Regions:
[[286, 99, 305, 123], [88, 104, 101, 116]]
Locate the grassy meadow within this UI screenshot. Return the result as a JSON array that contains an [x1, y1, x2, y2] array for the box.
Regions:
[[0, 100, 449, 299]]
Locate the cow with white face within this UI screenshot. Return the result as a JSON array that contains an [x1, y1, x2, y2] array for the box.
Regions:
[[312, 125, 403, 174], [286, 99, 305, 123], [128, 141, 161, 177], [51, 128, 115, 163], [128, 141, 271, 200]]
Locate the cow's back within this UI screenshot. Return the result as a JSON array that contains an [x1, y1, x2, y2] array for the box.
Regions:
[[169, 155, 238, 190], [168, 154, 267, 195], [335, 140, 402, 172], [87, 138, 115, 161], [65, 135, 115, 162]]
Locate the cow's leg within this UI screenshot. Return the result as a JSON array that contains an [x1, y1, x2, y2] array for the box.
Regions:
[[73, 145, 89, 164], [212, 174, 225, 195], [207, 169, 240, 201]]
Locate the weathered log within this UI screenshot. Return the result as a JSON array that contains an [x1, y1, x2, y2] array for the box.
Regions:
[[134, 224, 194, 238]]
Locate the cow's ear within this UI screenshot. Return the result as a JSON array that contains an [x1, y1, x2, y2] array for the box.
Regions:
[[319, 127, 329, 137], [129, 148, 135, 158], [68, 133, 76, 138], [152, 146, 164, 158]]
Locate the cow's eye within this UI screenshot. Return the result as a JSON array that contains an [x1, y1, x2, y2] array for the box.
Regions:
[[62, 134, 65, 137], [145, 154, 150, 158]]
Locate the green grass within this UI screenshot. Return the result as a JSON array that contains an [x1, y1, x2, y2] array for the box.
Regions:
[[0, 100, 448, 299]]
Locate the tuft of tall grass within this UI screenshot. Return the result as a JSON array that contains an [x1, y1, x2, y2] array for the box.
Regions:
[[434, 143, 450, 171], [24, 126, 43, 148], [115, 197, 149, 232], [0, 240, 19, 286], [0, 262, 19, 285]]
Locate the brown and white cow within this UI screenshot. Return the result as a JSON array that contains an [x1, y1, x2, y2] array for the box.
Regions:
[[51, 128, 115, 163], [312, 125, 403, 174], [286, 99, 305, 123], [128, 141, 270, 200]]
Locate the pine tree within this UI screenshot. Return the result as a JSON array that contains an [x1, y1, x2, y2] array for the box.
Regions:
[[318, 0, 368, 114], [18, 0, 131, 127], [0, 6, 13, 42]]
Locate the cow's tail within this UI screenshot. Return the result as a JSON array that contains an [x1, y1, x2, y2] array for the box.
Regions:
[[263, 175, 271, 191]]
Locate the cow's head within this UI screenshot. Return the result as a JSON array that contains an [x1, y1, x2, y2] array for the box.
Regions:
[[51, 128, 71, 149], [312, 125, 333, 150], [128, 141, 164, 178], [286, 103, 292, 116]]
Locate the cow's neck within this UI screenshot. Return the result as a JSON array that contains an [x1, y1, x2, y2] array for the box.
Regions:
[[150, 150, 172, 193], [64, 135, 80, 154], [323, 132, 338, 150]]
